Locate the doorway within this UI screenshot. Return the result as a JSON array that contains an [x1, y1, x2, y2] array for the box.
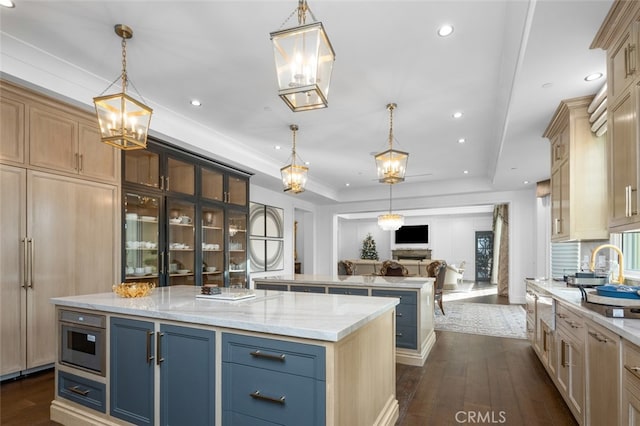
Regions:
[[475, 231, 493, 282]]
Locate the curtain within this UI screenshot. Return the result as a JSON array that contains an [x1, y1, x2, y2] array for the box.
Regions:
[[491, 204, 509, 297]]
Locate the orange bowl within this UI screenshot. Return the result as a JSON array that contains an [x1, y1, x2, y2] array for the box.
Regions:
[[113, 282, 155, 298]]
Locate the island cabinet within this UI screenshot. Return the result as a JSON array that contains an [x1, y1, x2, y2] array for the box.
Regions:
[[222, 333, 325, 425], [554, 301, 586, 424], [585, 320, 620, 426], [253, 275, 436, 367], [543, 96, 608, 241], [122, 138, 251, 288], [109, 317, 216, 426], [592, 0, 640, 232], [623, 339, 640, 425]]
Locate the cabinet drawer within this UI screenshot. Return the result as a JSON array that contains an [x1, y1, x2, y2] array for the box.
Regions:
[[290, 285, 325, 294], [395, 303, 417, 326], [372, 289, 417, 306], [255, 283, 287, 291], [624, 340, 640, 376], [58, 370, 106, 413], [395, 324, 417, 349], [222, 333, 325, 380], [556, 303, 585, 343], [327, 287, 368, 296], [222, 363, 325, 426]]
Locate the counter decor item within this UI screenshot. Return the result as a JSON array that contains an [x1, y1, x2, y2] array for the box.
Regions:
[[113, 282, 155, 298], [595, 285, 640, 299]]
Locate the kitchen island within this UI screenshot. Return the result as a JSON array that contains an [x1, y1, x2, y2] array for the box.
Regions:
[[254, 274, 436, 366], [50, 286, 399, 426]]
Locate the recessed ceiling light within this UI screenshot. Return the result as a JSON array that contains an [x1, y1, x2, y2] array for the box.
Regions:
[[274, 145, 281, 150], [463, 170, 469, 174], [0, 0, 15, 8], [304, 161, 310, 165], [345, 183, 350, 187], [523, 180, 530, 185], [190, 99, 202, 107], [584, 72, 603, 82], [458, 138, 466, 144], [452, 111, 463, 119], [437, 24, 454, 37]]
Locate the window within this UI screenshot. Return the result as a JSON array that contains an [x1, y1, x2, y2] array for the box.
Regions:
[[622, 232, 640, 273]]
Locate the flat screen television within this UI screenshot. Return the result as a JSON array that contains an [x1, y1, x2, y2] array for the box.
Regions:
[[395, 225, 428, 244]]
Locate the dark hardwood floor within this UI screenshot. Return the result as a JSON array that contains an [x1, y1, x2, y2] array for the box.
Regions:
[[1, 283, 576, 426]]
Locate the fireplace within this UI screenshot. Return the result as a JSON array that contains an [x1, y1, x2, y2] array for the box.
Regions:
[[392, 249, 431, 260]]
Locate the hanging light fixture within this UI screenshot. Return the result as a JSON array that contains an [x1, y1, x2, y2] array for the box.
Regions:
[[281, 124, 309, 193], [375, 103, 409, 184], [378, 184, 404, 231], [270, 0, 336, 112], [94, 24, 153, 150]]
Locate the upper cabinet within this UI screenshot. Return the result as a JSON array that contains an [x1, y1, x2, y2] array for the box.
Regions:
[[0, 80, 120, 184], [122, 139, 251, 288], [543, 96, 609, 242], [593, 0, 640, 232]]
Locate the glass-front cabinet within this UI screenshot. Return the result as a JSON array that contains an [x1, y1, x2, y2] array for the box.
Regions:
[[122, 138, 250, 288]]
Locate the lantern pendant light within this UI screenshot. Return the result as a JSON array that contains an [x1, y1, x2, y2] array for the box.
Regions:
[[378, 184, 405, 231], [375, 103, 409, 184], [94, 24, 153, 150], [281, 124, 309, 193], [270, 0, 336, 112]]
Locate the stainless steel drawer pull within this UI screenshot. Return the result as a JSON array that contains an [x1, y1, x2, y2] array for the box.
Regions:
[[588, 331, 608, 343], [396, 312, 403, 317], [146, 331, 155, 364], [250, 390, 285, 405], [250, 350, 286, 362], [157, 332, 165, 365], [68, 386, 90, 396], [626, 365, 640, 380], [396, 333, 403, 337]]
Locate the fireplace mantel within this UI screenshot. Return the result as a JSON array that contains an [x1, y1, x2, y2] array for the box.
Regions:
[[392, 249, 432, 260]]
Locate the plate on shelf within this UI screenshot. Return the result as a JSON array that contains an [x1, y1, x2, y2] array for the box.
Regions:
[[177, 269, 191, 274], [141, 216, 156, 221]]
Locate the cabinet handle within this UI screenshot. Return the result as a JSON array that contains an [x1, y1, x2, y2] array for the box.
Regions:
[[160, 176, 165, 191], [554, 218, 560, 235], [27, 238, 34, 289], [250, 390, 285, 405], [74, 153, 79, 171], [156, 332, 164, 365], [146, 331, 155, 364], [79, 154, 83, 172], [632, 187, 638, 216], [250, 350, 286, 362], [396, 332, 403, 337], [22, 238, 28, 289], [629, 43, 637, 76], [160, 252, 165, 275], [625, 365, 640, 380], [68, 386, 90, 396], [561, 340, 569, 367], [396, 312, 403, 317], [543, 330, 548, 352], [568, 320, 582, 329], [165, 177, 170, 192], [557, 313, 568, 319], [588, 331, 608, 343]]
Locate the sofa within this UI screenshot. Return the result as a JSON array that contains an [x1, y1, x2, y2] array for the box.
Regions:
[[343, 259, 443, 278]]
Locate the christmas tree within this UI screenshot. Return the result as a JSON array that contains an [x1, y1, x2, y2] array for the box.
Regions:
[[360, 233, 379, 260]]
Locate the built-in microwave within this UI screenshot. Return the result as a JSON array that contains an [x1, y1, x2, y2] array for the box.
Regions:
[[59, 309, 106, 376]]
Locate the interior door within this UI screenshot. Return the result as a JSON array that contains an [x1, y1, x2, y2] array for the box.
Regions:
[[475, 231, 493, 282]]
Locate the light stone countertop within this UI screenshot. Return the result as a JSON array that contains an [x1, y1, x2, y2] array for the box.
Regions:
[[51, 286, 398, 342], [253, 274, 434, 288], [527, 279, 640, 347]]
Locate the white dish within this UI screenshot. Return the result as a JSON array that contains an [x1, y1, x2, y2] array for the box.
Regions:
[[177, 269, 190, 274], [170, 218, 181, 224], [141, 216, 156, 221]]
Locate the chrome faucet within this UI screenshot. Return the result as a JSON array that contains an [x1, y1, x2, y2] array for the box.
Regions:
[[589, 244, 625, 284]]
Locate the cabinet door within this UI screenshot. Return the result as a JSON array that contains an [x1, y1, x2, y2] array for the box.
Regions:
[[227, 175, 248, 206], [201, 166, 224, 203], [110, 317, 155, 425], [167, 156, 195, 196], [228, 210, 247, 287], [624, 369, 640, 426], [124, 191, 161, 286], [551, 161, 569, 240], [0, 93, 26, 165], [124, 148, 161, 189], [159, 324, 215, 426], [202, 205, 224, 287], [168, 199, 195, 286], [78, 122, 119, 183], [610, 91, 639, 229], [29, 104, 78, 173], [0, 165, 27, 376], [610, 28, 637, 101], [587, 323, 620, 426]]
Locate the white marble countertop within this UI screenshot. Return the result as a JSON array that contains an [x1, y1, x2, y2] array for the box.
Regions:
[[51, 286, 398, 342], [527, 279, 640, 346], [253, 274, 434, 289]]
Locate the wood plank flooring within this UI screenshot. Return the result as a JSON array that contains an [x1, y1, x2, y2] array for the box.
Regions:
[[1, 283, 576, 426]]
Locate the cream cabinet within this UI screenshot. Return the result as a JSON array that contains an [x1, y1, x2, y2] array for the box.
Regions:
[[0, 79, 120, 184], [543, 96, 608, 241], [623, 339, 640, 425], [586, 320, 620, 426], [0, 165, 118, 378], [555, 302, 585, 423], [593, 1, 640, 232]]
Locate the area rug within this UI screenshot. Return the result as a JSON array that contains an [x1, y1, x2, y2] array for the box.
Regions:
[[435, 302, 527, 339]]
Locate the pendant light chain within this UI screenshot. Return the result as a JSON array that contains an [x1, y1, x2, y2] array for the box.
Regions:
[[388, 103, 395, 150], [291, 125, 298, 166], [389, 184, 393, 213], [121, 35, 128, 92]]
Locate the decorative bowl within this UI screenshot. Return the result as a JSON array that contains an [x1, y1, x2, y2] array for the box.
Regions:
[[113, 282, 155, 298]]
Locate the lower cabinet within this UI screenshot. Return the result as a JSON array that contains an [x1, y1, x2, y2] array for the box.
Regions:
[[623, 339, 640, 426], [372, 289, 418, 350], [327, 286, 368, 296], [222, 332, 326, 426], [586, 320, 620, 426], [110, 317, 215, 426], [554, 302, 585, 423], [58, 370, 106, 413]]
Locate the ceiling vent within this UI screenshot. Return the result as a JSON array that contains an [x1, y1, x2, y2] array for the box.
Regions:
[[588, 83, 607, 137]]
